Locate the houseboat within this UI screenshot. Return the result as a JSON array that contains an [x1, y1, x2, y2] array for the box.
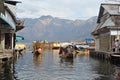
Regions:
[[0, 0, 24, 62]]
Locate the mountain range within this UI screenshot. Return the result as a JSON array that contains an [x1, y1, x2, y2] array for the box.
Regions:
[[16, 15, 97, 42]]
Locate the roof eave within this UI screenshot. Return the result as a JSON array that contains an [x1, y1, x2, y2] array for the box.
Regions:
[[97, 5, 104, 23], [5, 0, 21, 5], [5, 6, 17, 23]]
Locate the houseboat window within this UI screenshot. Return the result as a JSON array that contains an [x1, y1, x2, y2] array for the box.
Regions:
[[5, 33, 12, 49]]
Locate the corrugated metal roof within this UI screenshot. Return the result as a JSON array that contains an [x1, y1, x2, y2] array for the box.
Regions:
[[97, 3, 120, 23], [102, 4, 120, 15], [5, 0, 21, 5]]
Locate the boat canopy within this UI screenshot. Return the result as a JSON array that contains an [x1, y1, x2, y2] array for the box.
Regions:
[[16, 36, 24, 41]]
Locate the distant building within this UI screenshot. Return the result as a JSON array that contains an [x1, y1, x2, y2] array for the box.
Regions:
[[92, 3, 120, 52], [0, 0, 24, 54]]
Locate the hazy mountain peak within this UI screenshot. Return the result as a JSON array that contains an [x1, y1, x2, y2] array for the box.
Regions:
[[38, 15, 54, 25], [17, 15, 97, 42], [39, 15, 53, 20], [74, 19, 85, 25]]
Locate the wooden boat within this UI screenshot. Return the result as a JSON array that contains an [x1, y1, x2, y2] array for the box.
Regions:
[[33, 41, 43, 55], [15, 36, 26, 54], [60, 53, 73, 59], [34, 47, 42, 55], [59, 46, 74, 59], [60, 55, 74, 64]]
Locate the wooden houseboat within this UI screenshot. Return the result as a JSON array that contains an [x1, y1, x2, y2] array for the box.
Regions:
[[0, 0, 24, 60], [91, 3, 120, 62]]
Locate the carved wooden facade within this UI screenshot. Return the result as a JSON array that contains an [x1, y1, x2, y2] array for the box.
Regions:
[[92, 3, 120, 52], [0, 0, 24, 54]]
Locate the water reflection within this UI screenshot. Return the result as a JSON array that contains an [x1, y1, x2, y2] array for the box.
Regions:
[[114, 67, 120, 80], [1, 49, 120, 80], [60, 57, 73, 63], [33, 53, 42, 64], [53, 49, 74, 66], [90, 60, 115, 80], [0, 62, 14, 80]]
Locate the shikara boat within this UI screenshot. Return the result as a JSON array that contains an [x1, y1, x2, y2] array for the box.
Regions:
[[59, 45, 74, 59], [33, 41, 43, 55], [60, 53, 74, 59], [34, 47, 42, 55]]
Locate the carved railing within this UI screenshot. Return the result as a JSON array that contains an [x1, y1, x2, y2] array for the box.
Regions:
[[16, 20, 24, 32]]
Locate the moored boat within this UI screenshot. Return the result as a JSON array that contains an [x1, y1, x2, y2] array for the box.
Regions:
[[15, 36, 26, 54]]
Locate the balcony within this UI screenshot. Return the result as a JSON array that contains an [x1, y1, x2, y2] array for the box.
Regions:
[[16, 20, 24, 32]]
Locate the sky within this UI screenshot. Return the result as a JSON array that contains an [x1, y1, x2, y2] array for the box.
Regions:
[[16, 0, 110, 20]]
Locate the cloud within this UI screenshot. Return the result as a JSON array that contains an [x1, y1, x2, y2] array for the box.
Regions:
[[17, 0, 103, 20]]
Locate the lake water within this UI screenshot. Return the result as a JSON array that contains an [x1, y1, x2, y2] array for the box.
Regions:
[[0, 50, 120, 80]]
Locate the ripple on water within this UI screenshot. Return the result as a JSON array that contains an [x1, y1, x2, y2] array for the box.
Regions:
[[14, 50, 117, 80]]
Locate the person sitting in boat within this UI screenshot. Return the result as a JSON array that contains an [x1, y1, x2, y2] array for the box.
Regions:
[[66, 45, 74, 54], [35, 46, 42, 55], [66, 46, 71, 53], [59, 47, 63, 55], [59, 47, 66, 56], [59, 46, 69, 55]]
